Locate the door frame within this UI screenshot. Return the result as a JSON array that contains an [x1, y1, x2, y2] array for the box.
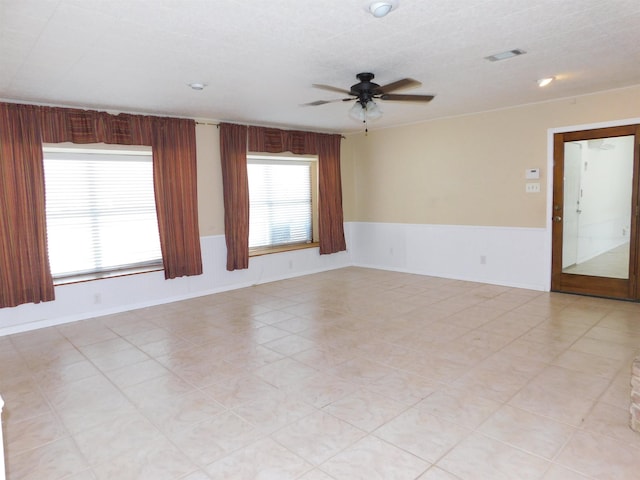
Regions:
[[546, 118, 640, 299]]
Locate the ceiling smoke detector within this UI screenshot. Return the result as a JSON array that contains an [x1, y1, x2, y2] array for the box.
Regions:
[[368, 1, 398, 17]]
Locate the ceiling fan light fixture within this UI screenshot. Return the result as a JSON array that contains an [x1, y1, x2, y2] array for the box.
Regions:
[[349, 100, 383, 122], [368, 1, 395, 17], [365, 100, 383, 120], [349, 102, 367, 122]]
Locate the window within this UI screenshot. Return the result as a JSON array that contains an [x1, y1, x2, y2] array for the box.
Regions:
[[43, 144, 162, 281], [247, 155, 318, 251]]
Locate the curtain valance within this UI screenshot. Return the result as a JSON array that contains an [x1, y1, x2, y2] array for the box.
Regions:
[[248, 126, 319, 155], [38, 106, 155, 145]]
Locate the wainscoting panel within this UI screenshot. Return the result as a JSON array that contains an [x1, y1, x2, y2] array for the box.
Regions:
[[350, 222, 550, 292], [0, 231, 352, 336], [0, 222, 551, 335]]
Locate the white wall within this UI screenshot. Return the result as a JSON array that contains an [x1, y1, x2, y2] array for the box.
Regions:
[[350, 222, 549, 291], [0, 231, 353, 336]]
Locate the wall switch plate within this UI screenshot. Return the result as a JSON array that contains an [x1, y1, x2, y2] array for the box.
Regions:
[[525, 182, 541, 193]]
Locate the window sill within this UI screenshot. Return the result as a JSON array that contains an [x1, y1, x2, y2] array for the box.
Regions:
[[249, 242, 319, 257], [53, 264, 164, 286]]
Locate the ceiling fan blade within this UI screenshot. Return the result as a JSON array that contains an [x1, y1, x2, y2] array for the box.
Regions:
[[376, 78, 422, 94], [302, 100, 333, 106], [379, 93, 435, 102], [312, 83, 352, 95], [301, 98, 352, 106]]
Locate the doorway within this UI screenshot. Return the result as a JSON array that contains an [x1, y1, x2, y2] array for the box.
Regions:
[[551, 124, 640, 300]]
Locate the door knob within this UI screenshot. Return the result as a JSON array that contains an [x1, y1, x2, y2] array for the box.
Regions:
[[553, 216, 562, 222]]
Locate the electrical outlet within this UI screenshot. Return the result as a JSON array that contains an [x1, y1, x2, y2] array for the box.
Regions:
[[525, 183, 540, 193]]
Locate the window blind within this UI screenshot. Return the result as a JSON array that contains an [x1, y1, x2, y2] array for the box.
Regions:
[[248, 159, 312, 248], [43, 147, 162, 279]]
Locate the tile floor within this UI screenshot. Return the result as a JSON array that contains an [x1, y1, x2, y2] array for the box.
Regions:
[[1, 267, 640, 479]]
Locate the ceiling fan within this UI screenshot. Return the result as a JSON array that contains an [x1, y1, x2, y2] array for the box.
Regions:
[[305, 72, 434, 122]]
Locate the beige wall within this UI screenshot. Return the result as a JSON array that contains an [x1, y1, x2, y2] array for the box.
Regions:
[[195, 85, 639, 235], [195, 124, 225, 236], [342, 85, 640, 228], [339, 137, 357, 222]]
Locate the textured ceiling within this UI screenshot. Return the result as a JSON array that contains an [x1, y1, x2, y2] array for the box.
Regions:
[[1, 0, 639, 133]]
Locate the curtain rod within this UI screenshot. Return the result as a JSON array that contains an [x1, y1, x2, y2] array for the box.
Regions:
[[195, 121, 345, 139]]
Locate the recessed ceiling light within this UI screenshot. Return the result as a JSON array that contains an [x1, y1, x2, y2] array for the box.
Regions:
[[484, 49, 526, 62], [537, 77, 554, 87], [188, 83, 207, 91]]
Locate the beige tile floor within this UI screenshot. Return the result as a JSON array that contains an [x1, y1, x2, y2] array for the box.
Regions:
[[1, 267, 640, 479]]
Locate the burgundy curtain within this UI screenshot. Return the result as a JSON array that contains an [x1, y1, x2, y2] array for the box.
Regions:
[[220, 123, 250, 271], [317, 133, 347, 254], [152, 118, 203, 279], [0, 103, 55, 307], [0, 102, 203, 307], [38, 106, 202, 279], [247, 125, 346, 255]]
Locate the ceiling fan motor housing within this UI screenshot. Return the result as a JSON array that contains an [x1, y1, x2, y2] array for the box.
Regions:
[[351, 72, 380, 104]]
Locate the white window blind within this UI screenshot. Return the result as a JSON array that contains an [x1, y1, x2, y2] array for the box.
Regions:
[[43, 146, 162, 279], [248, 158, 313, 248]]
